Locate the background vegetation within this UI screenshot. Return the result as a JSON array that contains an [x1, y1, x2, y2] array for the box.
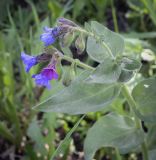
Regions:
[[0, 0, 156, 159]]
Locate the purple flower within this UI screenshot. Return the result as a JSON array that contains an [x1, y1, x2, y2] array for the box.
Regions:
[[21, 52, 37, 72], [32, 64, 59, 89], [40, 26, 61, 46]]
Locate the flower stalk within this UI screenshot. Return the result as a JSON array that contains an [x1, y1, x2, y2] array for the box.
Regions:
[[61, 55, 95, 71]]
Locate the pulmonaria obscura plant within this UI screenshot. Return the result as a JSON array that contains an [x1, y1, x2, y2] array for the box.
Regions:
[[21, 18, 156, 160]]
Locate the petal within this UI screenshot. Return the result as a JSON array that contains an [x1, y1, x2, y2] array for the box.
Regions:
[[43, 26, 53, 32], [42, 68, 59, 80], [52, 70, 59, 79], [52, 27, 60, 37], [41, 68, 54, 80], [40, 33, 56, 46], [32, 74, 51, 89], [21, 52, 37, 72]]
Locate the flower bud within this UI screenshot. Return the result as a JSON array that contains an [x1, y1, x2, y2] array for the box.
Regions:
[[59, 31, 75, 48], [62, 62, 76, 86], [56, 58, 63, 81], [57, 17, 77, 27], [36, 53, 52, 63], [75, 34, 85, 55], [141, 49, 155, 62]]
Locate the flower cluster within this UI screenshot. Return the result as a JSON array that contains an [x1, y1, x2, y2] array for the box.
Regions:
[[32, 61, 58, 89], [21, 18, 77, 89], [21, 18, 76, 89], [21, 51, 58, 89], [40, 18, 77, 47]]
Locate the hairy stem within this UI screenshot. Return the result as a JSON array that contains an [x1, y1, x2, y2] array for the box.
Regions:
[[121, 84, 148, 160], [115, 148, 122, 160], [62, 55, 95, 71]]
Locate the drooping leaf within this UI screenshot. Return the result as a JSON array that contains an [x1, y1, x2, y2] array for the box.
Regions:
[[118, 57, 141, 82], [84, 113, 144, 160], [86, 21, 125, 62], [86, 57, 121, 84], [120, 57, 141, 71], [87, 56, 141, 84], [118, 69, 134, 83], [132, 78, 156, 122], [34, 71, 121, 114]]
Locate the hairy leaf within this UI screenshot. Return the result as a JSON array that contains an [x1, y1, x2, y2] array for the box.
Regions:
[[84, 113, 144, 160], [34, 71, 121, 114], [86, 21, 125, 62], [86, 57, 121, 84], [132, 78, 156, 122]]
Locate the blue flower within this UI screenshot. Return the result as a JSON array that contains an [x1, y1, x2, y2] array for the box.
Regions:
[[32, 65, 59, 89], [21, 52, 37, 72], [40, 26, 61, 46]]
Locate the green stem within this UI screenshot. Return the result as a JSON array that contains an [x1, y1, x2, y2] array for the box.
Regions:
[[141, 141, 149, 160], [121, 84, 148, 160], [121, 85, 140, 128], [62, 55, 95, 71], [115, 148, 122, 160], [111, 0, 119, 33]]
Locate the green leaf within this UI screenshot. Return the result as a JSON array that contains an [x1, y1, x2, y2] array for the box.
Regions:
[[86, 56, 141, 84], [27, 118, 46, 154], [84, 113, 144, 160], [84, 22, 92, 32], [86, 21, 125, 62], [86, 57, 122, 83], [132, 78, 156, 122], [0, 122, 14, 143], [87, 36, 109, 63], [118, 69, 134, 82], [34, 71, 121, 114], [118, 57, 141, 82], [120, 57, 141, 71], [50, 115, 85, 160], [43, 113, 56, 156]]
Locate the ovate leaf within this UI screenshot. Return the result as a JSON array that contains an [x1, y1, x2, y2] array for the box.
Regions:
[[34, 71, 121, 114], [84, 113, 144, 160], [120, 57, 141, 71], [132, 78, 156, 122], [86, 21, 125, 62], [87, 56, 141, 84], [118, 69, 134, 82], [118, 57, 141, 82], [87, 36, 109, 63], [86, 57, 121, 84]]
